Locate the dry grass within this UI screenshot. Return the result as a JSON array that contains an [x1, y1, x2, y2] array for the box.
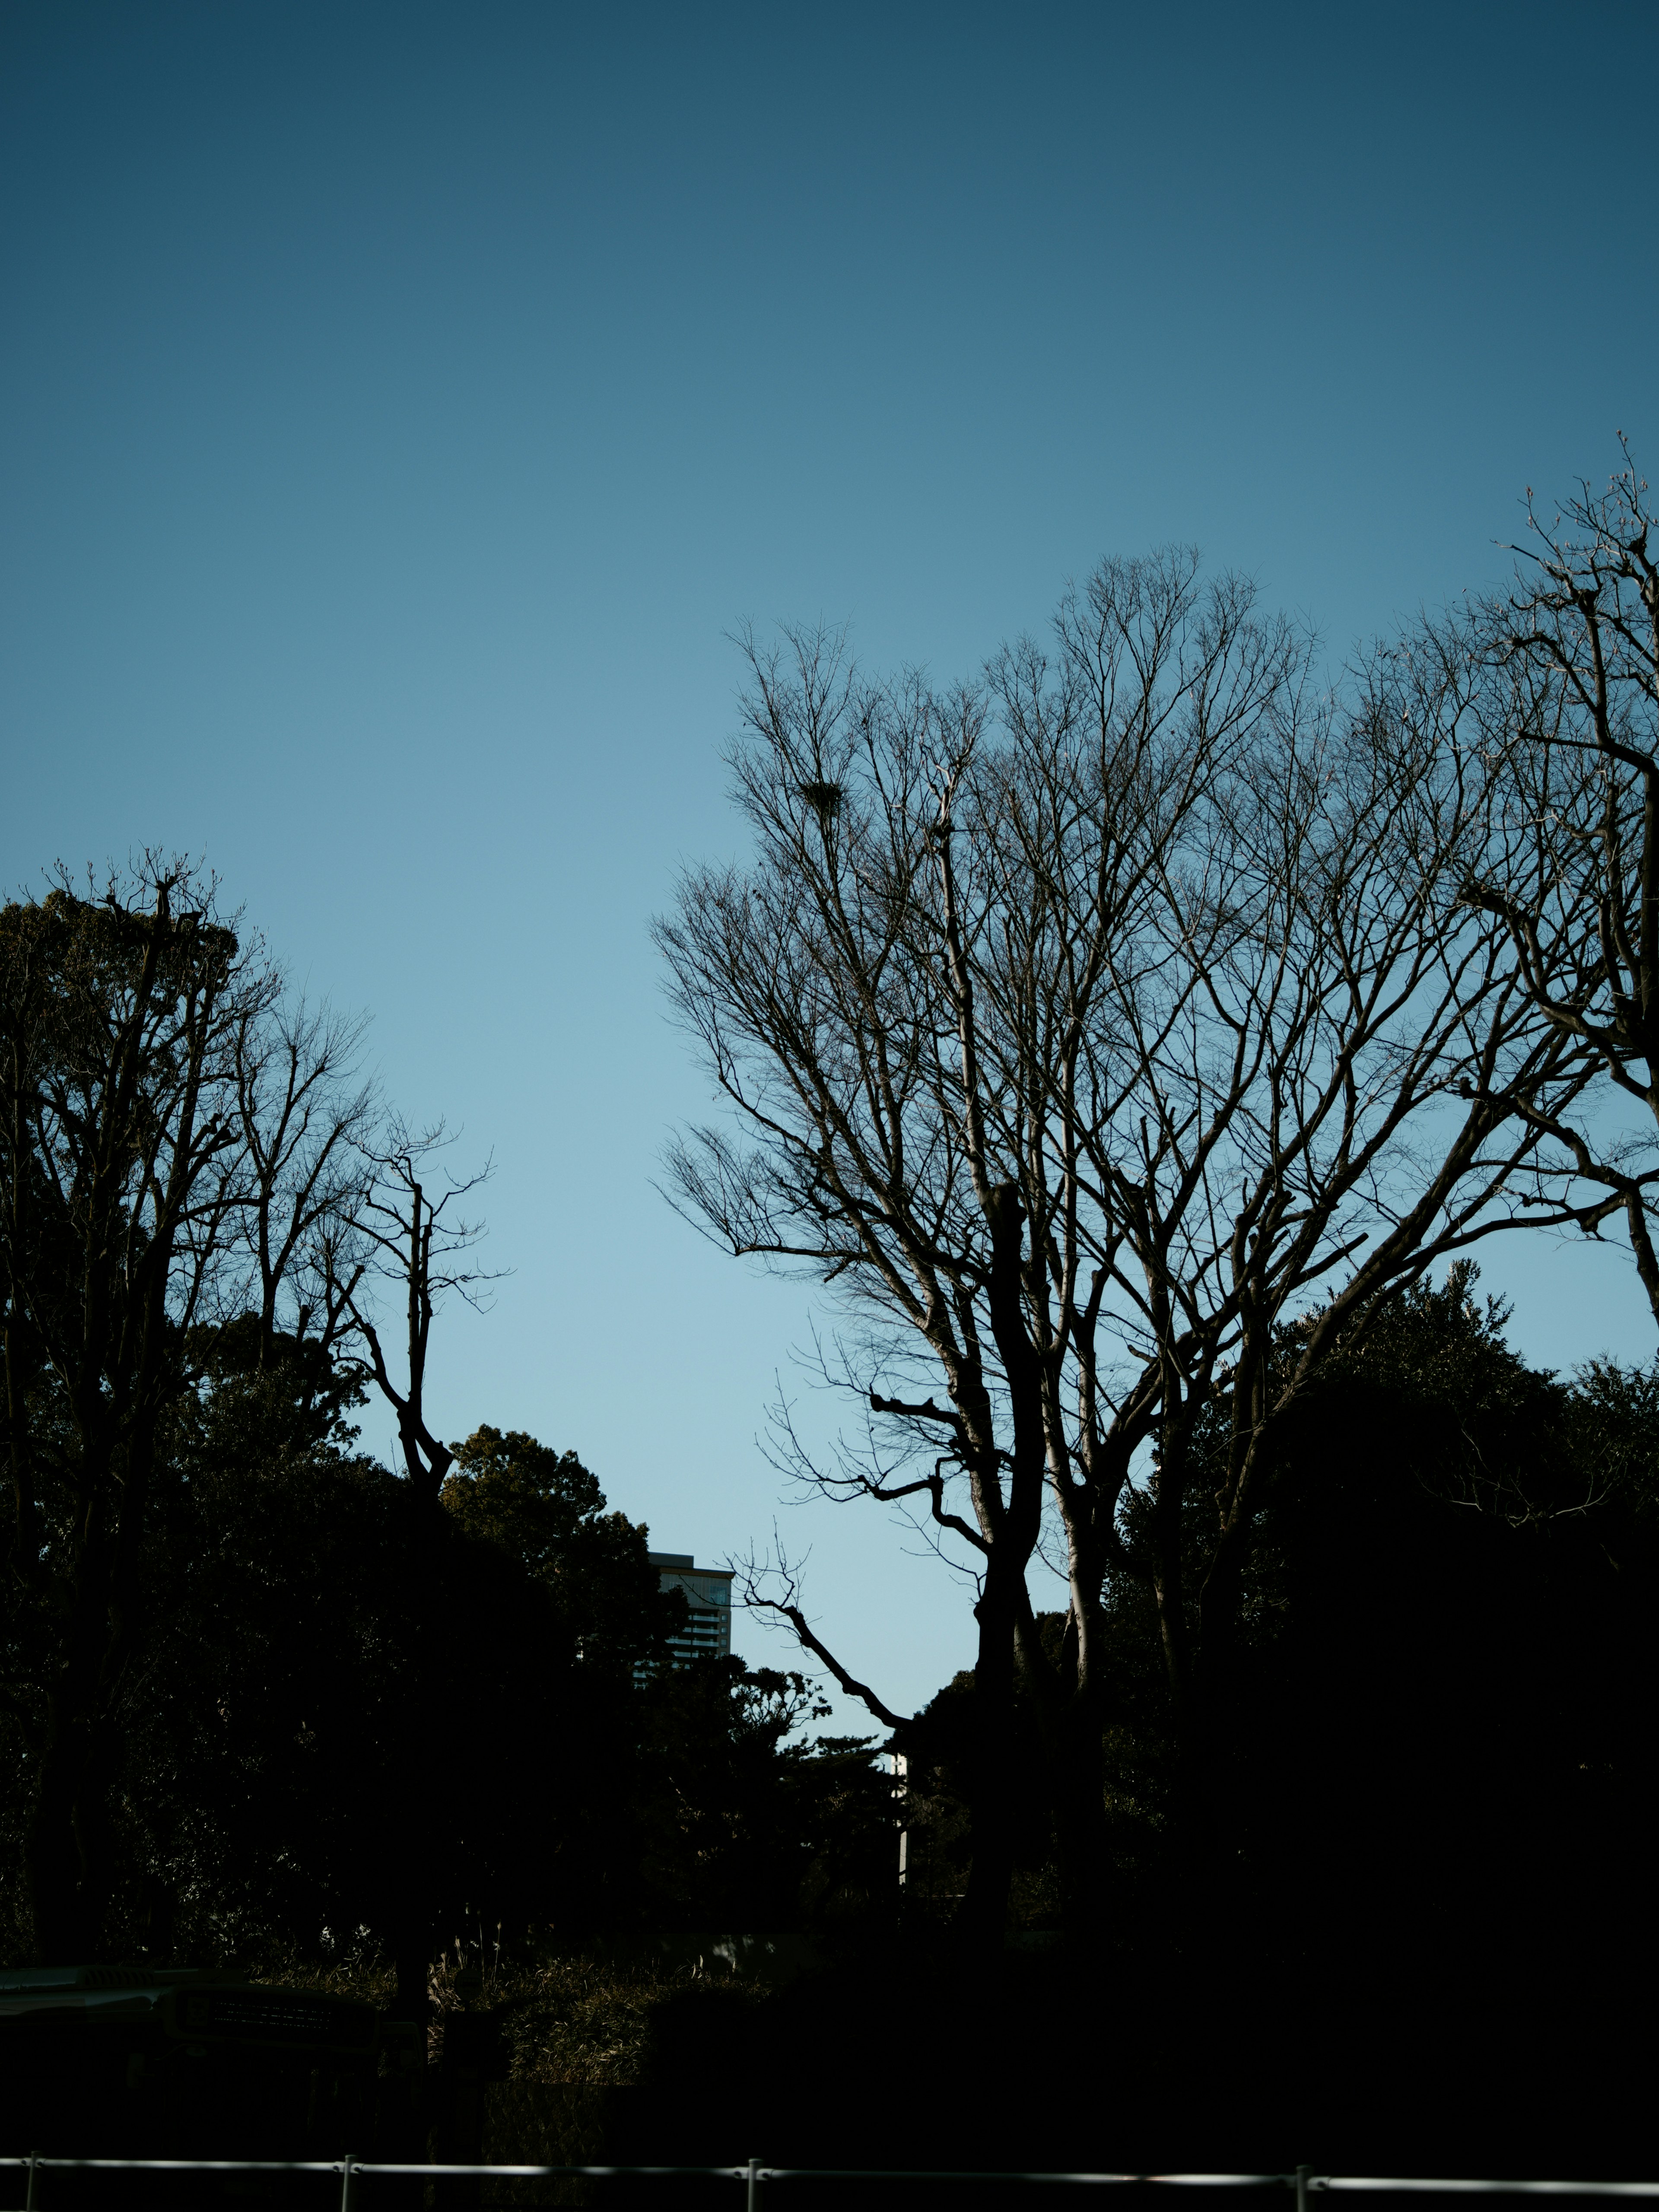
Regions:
[[444, 1952, 682, 2087], [260, 1943, 734, 2088]]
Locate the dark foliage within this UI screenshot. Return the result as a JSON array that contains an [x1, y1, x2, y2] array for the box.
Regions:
[[631, 1658, 893, 1931], [441, 1425, 680, 1680], [1226, 1274, 1659, 2002], [0, 1321, 894, 1965], [899, 1268, 1659, 2010]]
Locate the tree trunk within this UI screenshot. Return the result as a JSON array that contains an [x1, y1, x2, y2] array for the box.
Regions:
[[26, 1696, 120, 1961], [1176, 1513, 1254, 1935], [25, 1730, 95, 1961], [1052, 1677, 1109, 1946], [23, 1505, 130, 1961], [957, 1555, 1019, 1953], [953, 1182, 1049, 1956], [395, 1929, 432, 2037]]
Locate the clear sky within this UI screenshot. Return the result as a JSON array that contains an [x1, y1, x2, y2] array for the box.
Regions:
[[3, 0, 1656, 1727]]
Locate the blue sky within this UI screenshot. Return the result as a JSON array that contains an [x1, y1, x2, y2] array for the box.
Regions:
[[3, 0, 1656, 1725]]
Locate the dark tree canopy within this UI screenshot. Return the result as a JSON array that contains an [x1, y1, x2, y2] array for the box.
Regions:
[[442, 1426, 681, 1678], [895, 1267, 1659, 2009]]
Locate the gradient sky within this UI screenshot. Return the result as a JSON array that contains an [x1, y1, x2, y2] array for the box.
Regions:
[[3, 0, 1656, 1727]]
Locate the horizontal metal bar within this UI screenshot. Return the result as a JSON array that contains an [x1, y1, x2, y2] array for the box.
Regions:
[[0, 2164, 1262, 2185], [353, 2165, 751, 2180], [756, 2175, 1259, 2188], [5, 2162, 1659, 2193], [1, 2161, 344, 2175], [0, 2162, 1141, 2184], [1326, 2190, 1659, 2199], [0, 2159, 753, 2182]]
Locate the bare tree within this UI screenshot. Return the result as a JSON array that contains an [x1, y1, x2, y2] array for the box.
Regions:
[[340, 1117, 499, 1500], [657, 554, 1589, 1945], [229, 995, 376, 1364], [0, 861, 276, 1958], [0, 857, 502, 1974], [1458, 444, 1659, 1324], [315, 1116, 502, 2020], [1063, 619, 1586, 1875]]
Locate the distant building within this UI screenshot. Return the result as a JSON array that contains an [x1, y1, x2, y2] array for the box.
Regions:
[[648, 1551, 734, 1665]]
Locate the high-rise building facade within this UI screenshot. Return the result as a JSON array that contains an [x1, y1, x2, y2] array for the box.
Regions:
[[647, 1551, 733, 1665]]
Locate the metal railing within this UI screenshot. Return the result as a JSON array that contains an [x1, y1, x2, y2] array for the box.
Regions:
[[10, 2163, 1659, 2211]]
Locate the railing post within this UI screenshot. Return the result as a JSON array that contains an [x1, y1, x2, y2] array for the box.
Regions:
[[339, 2155, 356, 2212], [747, 2155, 760, 2212], [1296, 2165, 1311, 2212], [24, 2154, 37, 2212]]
